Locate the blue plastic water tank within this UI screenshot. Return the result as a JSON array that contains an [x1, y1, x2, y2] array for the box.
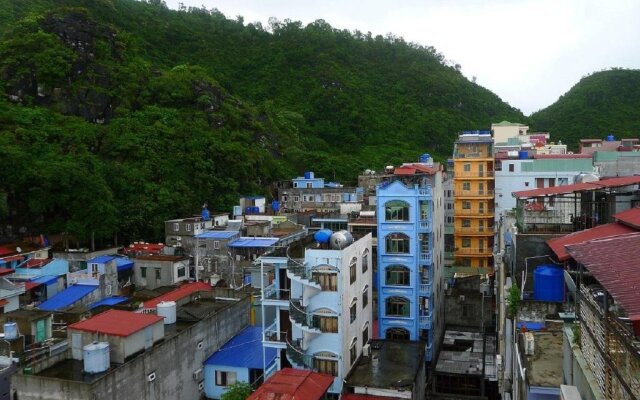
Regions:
[[245, 207, 252, 215], [272, 200, 280, 212], [252, 206, 260, 214], [533, 265, 565, 302], [518, 150, 528, 160], [314, 229, 333, 244], [420, 153, 431, 163], [304, 171, 313, 179], [606, 134, 615, 142], [201, 208, 210, 221]]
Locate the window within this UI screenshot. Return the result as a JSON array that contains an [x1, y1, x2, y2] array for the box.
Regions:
[[420, 201, 430, 220], [509, 164, 514, 172], [350, 301, 357, 323], [173, 223, 179, 231], [525, 181, 530, 187], [362, 324, 369, 345], [386, 265, 410, 286], [385, 327, 410, 340], [350, 339, 357, 365], [312, 272, 338, 291], [462, 238, 471, 248], [141, 267, 147, 278], [293, 196, 299, 202], [350, 257, 357, 284], [462, 219, 471, 228], [462, 201, 471, 210], [177, 265, 186, 278], [306, 182, 313, 188], [213, 241, 220, 250], [215, 371, 237, 386], [155, 268, 161, 280], [293, 182, 298, 188], [385, 200, 410, 221], [362, 250, 369, 273], [314, 357, 338, 376], [385, 233, 409, 254], [463, 163, 471, 172], [362, 286, 369, 309], [186, 224, 192, 232], [462, 182, 471, 191], [385, 297, 410, 317], [313, 314, 338, 333]]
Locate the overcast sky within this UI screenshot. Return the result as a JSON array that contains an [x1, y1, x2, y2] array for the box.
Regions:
[[165, 0, 640, 115]]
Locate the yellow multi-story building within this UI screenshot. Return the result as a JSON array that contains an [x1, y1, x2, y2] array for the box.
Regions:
[[453, 132, 495, 269]]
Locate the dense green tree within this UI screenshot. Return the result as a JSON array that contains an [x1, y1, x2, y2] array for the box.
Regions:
[[220, 382, 253, 400]]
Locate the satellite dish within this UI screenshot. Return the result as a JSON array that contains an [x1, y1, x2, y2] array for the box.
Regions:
[[15, 247, 22, 253], [564, 270, 577, 293]]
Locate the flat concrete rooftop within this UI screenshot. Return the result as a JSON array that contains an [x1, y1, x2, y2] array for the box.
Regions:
[[347, 340, 424, 390], [435, 330, 497, 380], [526, 331, 564, 388]]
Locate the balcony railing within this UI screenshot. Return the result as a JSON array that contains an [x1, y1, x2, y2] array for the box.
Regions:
[[418, 220, 432, 231], [289, 299, 321, 331], [264, 329, 288, 344], [454, 171, 494, 178], [454, 209, 495, 216], [286, 261, 321, 287], [263, 285, 290, 301], [454, 190, 495, 197], [455, 227, 495, 234], [419, 283, 432, 296], [419, 313, 432, 329], [420, 252, 432, 264], [455, 248, 493, 256], [285, 338, 315, 369]]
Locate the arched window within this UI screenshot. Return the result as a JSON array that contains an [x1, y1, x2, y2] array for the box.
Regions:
[[312, 265, 338, 291], [385, 327, 410, 340], [385, 265, 410, 286], [349, 337, 358, 365], [349, 257, 357, 284], [385, 233, 409, 254], [385, 296, 410, 317], [313, 352, 339, 376], [362, 249, 369, 273], [385, 200, 410, 221], [362, 285, 369, 309], [312, 308, 338, 333]]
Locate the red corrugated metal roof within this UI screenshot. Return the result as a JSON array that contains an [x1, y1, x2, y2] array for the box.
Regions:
[[547, 223, 636, 261], [0, 268, 13, 276], [248, 368, 334, 400], [342, 394, 402, 400], [393, 163, 437, 176], [143, 282, 212, 309], [23, 258, 51, 268], [0, 255, 24, 263], [0, 248, 14, 257], [68, 309, 163, 337], [613, 207, 640, 229], [513, 175, 640, 198], [566, 233, 640, 321]]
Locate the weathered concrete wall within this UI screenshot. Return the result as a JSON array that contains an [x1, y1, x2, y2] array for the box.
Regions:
[[13, 375, 92, 400], [513, 233, 562, 292], [444, 276, 492, 331]]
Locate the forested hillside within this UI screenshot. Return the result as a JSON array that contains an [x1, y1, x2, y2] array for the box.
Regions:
[[530, 69, 640, 149], [0, 0, 523, 245]]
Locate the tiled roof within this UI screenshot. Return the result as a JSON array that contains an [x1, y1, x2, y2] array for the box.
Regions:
[[247, 368, 334, 400], [143, 282, 212, 309], [393, 163, 437, 176], [566, 233, 640, 321], [513, 175, 640, 198], [68, 309, 163, 337], [613, 207, 640, 229], [547, 223, 636, 261]]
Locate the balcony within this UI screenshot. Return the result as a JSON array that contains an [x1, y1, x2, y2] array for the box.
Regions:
[[263, 323, 287, 348], [419, 283, 432, 297], [286, 261, 322, 289], [285, 338, 315, 369], [454, 208, 495, 216], [454, 171, 494, 178], [418, 220, 432, 232], [262, 284, 290, 302], [289, 299, 322, 333], [419, 313, 432, 329], [455, 226, 495, 235], [454, 190, 495, 198], [419, 251, 432, 264], [418, 187, 432, 197], [455, 248, 493, 256]]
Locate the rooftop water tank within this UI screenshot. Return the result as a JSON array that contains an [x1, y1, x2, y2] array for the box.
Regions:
[[233, 205, 242, 218], [271, 200, 280, 213], [419, 153, 431, 163], [314, 229, 333, 244], [330, 230, 353, 250], [201, 206, 210, 221], [533, 265, 565, 302], [304, 171, 314, 179], [607, 134, 616, 142], [157, 301, 177, 324], [83, 342, 110, 374], [518, 150, 528, 160], [3, 322, 17, 340]]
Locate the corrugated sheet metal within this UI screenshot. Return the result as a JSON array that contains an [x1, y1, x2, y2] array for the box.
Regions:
[[547, 223, 636, 261], [87, 256, 133, 271], [143, 282, 212, 309], [69, 309, 163, 337], [38, 284, 98, 311], [89, 296, 129, 310], [613, 207, 640, 229], [513, 175, 640, 198], [204, 326, 276, 369], [247, 368, 334, 400], [566, 233, 640, 320], [195, 231, 239, 239], [228, 238, 279, 248]]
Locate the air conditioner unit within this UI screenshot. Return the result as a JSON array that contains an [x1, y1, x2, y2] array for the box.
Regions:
[[362, 344, 370, 357], [524, 332, 535, 356], [147, 372, 156, 382], [193, 368, 203, 382]]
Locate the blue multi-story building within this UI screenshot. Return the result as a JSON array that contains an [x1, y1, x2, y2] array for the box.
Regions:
[[376, 156, 445, 363]]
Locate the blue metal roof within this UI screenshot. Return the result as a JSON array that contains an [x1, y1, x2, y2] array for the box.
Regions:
[[89, 296, 129, 310], [87, 255, 133, 272], [31, 275, 58, 285], [228, 237, 279, 248], [195, 231, 239, 240], [38, 284, 99, 311], [204, 326, 276, 369]]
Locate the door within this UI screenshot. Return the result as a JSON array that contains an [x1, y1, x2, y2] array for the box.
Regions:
[[478, 164, 484, 177], [35, 319, 46, 342], [71, 333, 82, 359]]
